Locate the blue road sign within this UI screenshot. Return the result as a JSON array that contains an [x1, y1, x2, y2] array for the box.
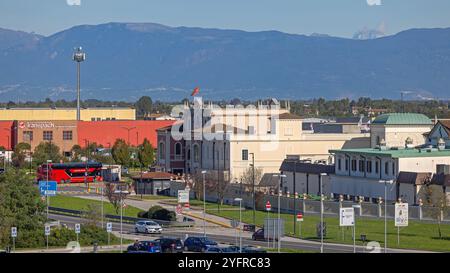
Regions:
[[39, 181, 57, 196]]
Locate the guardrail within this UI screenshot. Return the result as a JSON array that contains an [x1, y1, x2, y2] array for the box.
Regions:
[[48, 207, 194, 228]]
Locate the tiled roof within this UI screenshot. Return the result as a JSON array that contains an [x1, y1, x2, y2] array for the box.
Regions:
[[372, 113, 432, 125]]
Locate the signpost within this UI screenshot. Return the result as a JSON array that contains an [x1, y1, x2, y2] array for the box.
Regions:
[[106, 222, 112, 246], [395, 203, 408, 245], [11, 227, 17, 252], [178, 190, 190, 203], [75, 223, 80, 243], [340, 207, 355, 252], [44, 225, 51, 250], [296, 213, 304, 238], [39, 181, 57, 220]]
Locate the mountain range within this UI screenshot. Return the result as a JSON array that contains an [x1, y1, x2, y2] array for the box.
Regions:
[[1, 23, 450, 102]]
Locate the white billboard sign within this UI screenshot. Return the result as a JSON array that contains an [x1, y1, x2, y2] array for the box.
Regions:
[[395, 203, 409, 227], [178, 190, 190, 203], [339, 208, 355, 227]]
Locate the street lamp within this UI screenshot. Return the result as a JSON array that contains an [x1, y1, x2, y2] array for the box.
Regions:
[[319, 173, 327, 253], [201, 170, 207, 237], [46, 160, 52, 221], [379, 179, 394, 253], [249, 152, 256, 225], [114, 188, 130, 252], [72, 47, 86, 121], [352, 204, 361, 253], [121, 127, 137, 146], [272, 174, 286, 253], [234, 197, 243, 253]]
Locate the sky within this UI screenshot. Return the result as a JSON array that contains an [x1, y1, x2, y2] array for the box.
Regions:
[[1, 0, 450, 38]]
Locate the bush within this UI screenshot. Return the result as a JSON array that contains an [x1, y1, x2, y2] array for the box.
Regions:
[[137, 205, 176, 221]]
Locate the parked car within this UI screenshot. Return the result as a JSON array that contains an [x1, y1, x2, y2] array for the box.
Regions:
[[221, 246, 240, 253], [242, 246, 267, 253], [155, 238, 184, 253], [126, 241, 161, 253], [252, 229, 277, 241], [204, 246, 223, 253], [135, 220, 162, 234], [183, 237, 218, 252]]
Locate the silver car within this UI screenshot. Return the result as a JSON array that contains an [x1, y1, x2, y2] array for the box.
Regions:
[[135, 220, 162, 234]]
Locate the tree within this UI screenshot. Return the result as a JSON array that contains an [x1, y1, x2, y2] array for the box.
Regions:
[[83, 203, 103, 227], [136, 96, 153, 118], [423, 184, 449, 239], [0, 169, 46, 248], [104, 182, 122, 214], [70, 144, 82, 161], [111, 139, 130, 167], [137, 138, 155, 168], [11, 142, 31, 168], [32, 142, 63, 166], [240, 166, 263, 192]]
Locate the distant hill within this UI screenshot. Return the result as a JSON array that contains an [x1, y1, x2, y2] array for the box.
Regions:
[[0, 23, 450, 102]]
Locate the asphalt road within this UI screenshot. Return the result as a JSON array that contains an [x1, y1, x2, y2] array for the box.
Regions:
[[48, 213, 430, 253]]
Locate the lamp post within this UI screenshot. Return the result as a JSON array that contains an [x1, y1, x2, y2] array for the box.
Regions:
[[379, 179, 394, 253], [114, 189, 129, 252], [351, 204, 361, 253], [121, 127, 137, 146], [72, 47, 86, 121], [249, 152, 256, 226], [234, 198, 243, 253], [319, 173, 327, 253], [46, 160, 52, 221], [201, 170, 207, 237], [272, 173, 286, 253]]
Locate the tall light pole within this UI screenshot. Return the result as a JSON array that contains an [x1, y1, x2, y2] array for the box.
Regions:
[[121, 127, 137, 146], [234, 198, 243, 253], [272, 173, 286, 253], [319, 173, 327, 254], [201, 170, 207, 237], [250, 153, 256, 225], [379, 179, 394, 253], [46, 160, 52, 221], [352, 204, 361, 253], [73, 47, 86, 121]]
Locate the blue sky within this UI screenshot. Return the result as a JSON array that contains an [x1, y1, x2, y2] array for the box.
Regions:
[[1, 0, 450, 37]]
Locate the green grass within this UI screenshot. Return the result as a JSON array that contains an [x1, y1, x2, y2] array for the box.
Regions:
[[206, 206, 450, 252], [129, 195, 176, 201], [50, 195, 144, 218], [266, 248, 316, 253], [163, 199, 240, 210]]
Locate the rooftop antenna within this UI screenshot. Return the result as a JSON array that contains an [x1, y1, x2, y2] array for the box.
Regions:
[[73, 47, 86, 121]]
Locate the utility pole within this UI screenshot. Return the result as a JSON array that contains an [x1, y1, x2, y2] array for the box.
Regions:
[[121, 126, 136, 146], [250, 152, 256, 225]]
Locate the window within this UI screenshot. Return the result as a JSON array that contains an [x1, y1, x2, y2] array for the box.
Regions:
[[158, 142, 165, 160], [351, 159, 357, 171], [175, 143, 182, 154], [242, 149, 249, 161], [392, 162, 395, 175], [23, 131, 33, 141], [43, 131, 53, 141], [385, 162, 389, 175], [338, 158, 342, 171], [375, 161, 379, 173], [63, 131, 73, 140], [367, 160, 372, 173], [359, 160, 365, 172], [193, 145, 200, 163], [345, 159, 349, 171]]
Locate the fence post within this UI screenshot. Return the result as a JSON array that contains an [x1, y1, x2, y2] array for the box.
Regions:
[[303, 193, 307, 213], [378, 197, 383, 218], [358, 196, 363, 216], [418, 199, 423, 220]]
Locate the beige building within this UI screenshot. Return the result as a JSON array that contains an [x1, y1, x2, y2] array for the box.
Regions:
[[0, 107, 136, 121], [370, 113, 433, 148], [171, 98, 370, 182]]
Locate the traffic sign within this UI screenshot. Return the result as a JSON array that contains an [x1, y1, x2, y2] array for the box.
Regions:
[[45, 225, 51, 236], [106, 222, 112, 233], [395, 203, 409, 227], [339, 207, 355, 227], [265, 201, 271, 211], [39, 181, 57, 196], [184, 203, 190, 209], [11, 227, 17, 238], [296, 213, 304, 222], [75, 224, 81, 234]]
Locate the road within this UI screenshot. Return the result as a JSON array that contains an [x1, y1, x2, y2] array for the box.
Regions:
[[49, 213, 432, 253]]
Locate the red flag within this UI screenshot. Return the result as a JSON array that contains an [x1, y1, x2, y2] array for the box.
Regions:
[[191, 87, 200, 96]]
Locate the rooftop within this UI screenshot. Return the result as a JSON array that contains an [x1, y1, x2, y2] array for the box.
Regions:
[[329, 147, 450, 158], [372, 113, 432, 125], [280, 160, 335, 174]]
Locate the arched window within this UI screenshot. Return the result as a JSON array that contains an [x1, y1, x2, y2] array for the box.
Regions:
[[175, 142, 182, 156], [159, 142, 165, 160], [193, 144, 200, 163]]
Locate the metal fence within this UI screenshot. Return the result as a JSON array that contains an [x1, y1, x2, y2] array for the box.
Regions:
[[261, 196, 450, 222]]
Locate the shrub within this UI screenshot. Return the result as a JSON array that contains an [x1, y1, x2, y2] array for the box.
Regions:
[[137, 205, 176, 221]]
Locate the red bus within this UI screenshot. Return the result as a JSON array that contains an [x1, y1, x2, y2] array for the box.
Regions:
[[37, 162, 103, 184]]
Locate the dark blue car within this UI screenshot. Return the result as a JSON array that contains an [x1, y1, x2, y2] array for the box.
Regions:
[[126, 241, 161, 253], [183, 237, 218, 252]]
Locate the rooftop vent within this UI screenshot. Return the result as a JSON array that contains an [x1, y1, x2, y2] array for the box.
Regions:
[[437, 138, 445, 151]]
